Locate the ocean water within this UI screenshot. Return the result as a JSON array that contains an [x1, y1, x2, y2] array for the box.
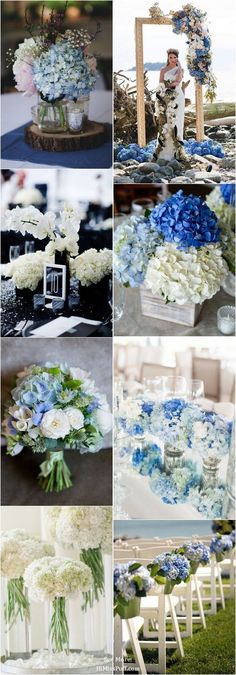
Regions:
[[114, 519, 213, 540]]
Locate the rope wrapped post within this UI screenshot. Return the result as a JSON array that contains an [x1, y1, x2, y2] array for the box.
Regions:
[[195, 83, 205, 141]]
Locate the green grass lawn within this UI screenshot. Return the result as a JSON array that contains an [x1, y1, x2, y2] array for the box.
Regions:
[[125, 599, 235, 674], [167, 599, 235, 674]]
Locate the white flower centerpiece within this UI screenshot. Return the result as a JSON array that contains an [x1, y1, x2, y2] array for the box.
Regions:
[[114, 190, 228, 327], [45, 506, 112, 609], [3, 364, 112, 493], [8, 6, 99, 135], [1, 528, 54, 659], [24, 556, 92, 655]]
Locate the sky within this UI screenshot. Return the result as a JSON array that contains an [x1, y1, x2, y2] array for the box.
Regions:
[[114, 0, 236, 102], [114, 520, 213, 539]]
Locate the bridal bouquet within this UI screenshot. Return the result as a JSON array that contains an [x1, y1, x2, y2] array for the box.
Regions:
[[3, 364, 112, 492], [148, 552, 190, 594], [171, 4, 217, 101], [114, 191, 228, 305], [175, 541, 210, 574], [210, 534, 233, 562], [8, 6, 97, 109], [114, 561, 154, 618], [45, 506, 112, 609], [1, 529, 54, 632], [24, 557, 92, 653]]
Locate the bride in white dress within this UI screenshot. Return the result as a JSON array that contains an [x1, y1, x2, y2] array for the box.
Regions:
[[154, 48, 185, 161]]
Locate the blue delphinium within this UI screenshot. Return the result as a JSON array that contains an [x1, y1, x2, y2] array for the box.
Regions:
[[33, 42, 96, 102], [183, 139, 224, 158], [220, 185, 235, 206], [114, 215, 162, 287], [148, 190, 220, 249]]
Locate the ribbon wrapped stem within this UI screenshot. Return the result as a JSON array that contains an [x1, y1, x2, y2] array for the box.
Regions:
[[38, 449, 72, 493]]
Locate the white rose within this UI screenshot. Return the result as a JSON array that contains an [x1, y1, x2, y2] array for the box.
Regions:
[[94, 399, 112, 435], [40, 409, 70, 439], [12, 420, 28, 432], [65, 407, 84, 430]]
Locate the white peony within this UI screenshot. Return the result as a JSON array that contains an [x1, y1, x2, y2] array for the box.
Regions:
[[40, 409, 70, 439], [65, 407, 84, 430], [145, 243, 228, 305], [94, 396, 112, 435], [24, 556, 93, 601], [1, 529, 54, 579]]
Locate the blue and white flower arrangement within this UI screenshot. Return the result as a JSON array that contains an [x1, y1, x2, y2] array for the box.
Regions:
[[170, 4, 217, 102], [114, 561, 154, 618], [148, 552, 190, 594], [8, 8, 98, 105], [175, 541, 210, 573], [114, 191, 228, 305], [210, 534, 233, 561], [3, 364, 112, 493]]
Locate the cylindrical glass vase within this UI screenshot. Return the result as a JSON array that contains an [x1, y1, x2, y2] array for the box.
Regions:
[[224, 422, 235, 516], [164, 442, 184, 474], [83, 594, 107, 655], [48, 597, 69, 655], [200, 456, 220, 491], [37, 101, 67, 133], [4, 577, 31, 659], [66, 101, 84, 133]]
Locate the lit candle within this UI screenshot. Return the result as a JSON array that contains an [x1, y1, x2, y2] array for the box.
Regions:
[[217, 306, 235, 335]]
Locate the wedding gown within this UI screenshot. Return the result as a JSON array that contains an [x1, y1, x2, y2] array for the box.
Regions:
[[155, 65, 185, 161]]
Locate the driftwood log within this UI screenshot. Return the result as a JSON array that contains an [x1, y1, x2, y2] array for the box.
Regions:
[[114, 72, 235, 143], [24, 121, 108, 152]]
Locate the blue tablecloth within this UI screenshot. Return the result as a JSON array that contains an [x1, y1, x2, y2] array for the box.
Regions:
[[1, 123, 112, 168]]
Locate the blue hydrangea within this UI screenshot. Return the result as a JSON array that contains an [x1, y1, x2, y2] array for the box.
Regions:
[[114, 561, 153, 602], [131, 443, 162, 477], [162, 398, 188, 420], [115, 141, 156, 163], [220, 185, 235, 206], [184, 139, 224, 158], [180, 541, 210, 564], [148, 190, 220, 249], [210, 535, 233, 555], [33, 42, 96, 102], [114, 215, 162, 287], [152, 552, 190, 581]]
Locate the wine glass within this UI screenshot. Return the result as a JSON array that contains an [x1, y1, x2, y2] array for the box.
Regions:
[[131, 198, 154, 215], [25, 241, 35, 254], [9, 245, 20, 262], [143, 377, 164, 400], [162, 375, 187, 400], [111, 278, 125, 322]]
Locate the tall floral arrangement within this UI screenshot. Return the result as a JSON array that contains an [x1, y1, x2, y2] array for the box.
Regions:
[[24, 556, 92, 654], [45, 506, 112, 609], [1, 529, 54, 632], [170, 4, 217, 101], [3, 364, 112, 493], [114, 191, 228, 305]]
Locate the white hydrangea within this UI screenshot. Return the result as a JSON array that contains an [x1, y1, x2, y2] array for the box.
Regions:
[[70, 248, 112, 286], [145, 243, 228, 305], [24, 556, 93, 601], [5, 251, 52, 290], [119, 398, 141, 420], [206, 188, 235, 228], [1, 529, 54, 579], [12, 188, 45, 207], [44, 507, 62, 541], [100, 508, 112, 555]]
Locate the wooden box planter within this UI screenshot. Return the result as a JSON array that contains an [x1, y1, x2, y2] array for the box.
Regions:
[[140, 287, 202, 327]]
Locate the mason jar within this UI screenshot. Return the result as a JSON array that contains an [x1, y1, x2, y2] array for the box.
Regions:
[[37, 100, 67, 133]]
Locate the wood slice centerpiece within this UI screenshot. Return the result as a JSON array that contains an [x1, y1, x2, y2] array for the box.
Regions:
[[24, 120, 107, 152]]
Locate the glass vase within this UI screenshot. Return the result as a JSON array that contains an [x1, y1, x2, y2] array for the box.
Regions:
[[164, 442, 184, 474], [4, 577, 31, 659], [224, 422, 235, 516], [37, 100, 67, 133], [48, 598, 69, 655], [200, 456, 220, 491]]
